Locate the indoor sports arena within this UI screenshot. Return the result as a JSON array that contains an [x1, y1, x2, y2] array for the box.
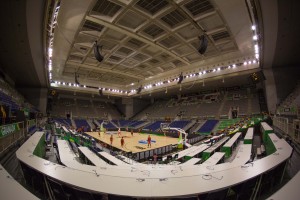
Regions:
[[0, 0, 299, 199]]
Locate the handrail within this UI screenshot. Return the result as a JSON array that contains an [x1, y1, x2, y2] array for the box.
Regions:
[[273, 116, 300, 143], [0, 121, 25, 154]]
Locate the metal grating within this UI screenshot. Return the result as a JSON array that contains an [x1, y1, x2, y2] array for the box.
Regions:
[[88, 72, 102, 79], [105, 29, 126, 41], [82, 20, 104, 32], [84, 57, 98, 66], [126, 38, 145, 49], [184, 0, 214, 16], [185, 53, 202, 62], [211, 31, 230, 41], [132, 53, 149, 62], [172, 45, 193, 55], [176, 25, 199, 40], [100, 40, 118, 51], [71, 45, 89, 55], [116, 47, 134, 56], [138, 64, 148, 69], [197, 14, 223, 31], [159, 36, 179, 48], [161, 64, 173, 71], [117, 10, 146, 29], [216, 42, 236, 52], [63, 66, 76, 73], [172, 60, 184, 67], [135, 0, 169, 15], [122, 58, 139, 67], [161, 9, 187, 28], [149, 59, 160, 64], [159, 53, 171, 60], [92, 0, 122, 17], [68, 55, 83, 62], [108, 55, 123, 62], [142, 24, 165, 38]]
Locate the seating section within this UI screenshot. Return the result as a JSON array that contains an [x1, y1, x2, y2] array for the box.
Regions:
[[133, 89, 261, 120], [74, 119, 90, 130], [118, 120, 131, 127], [55, 118, 72, 127], [217, 119, 241, 130], [143, 121, 165, 131], [0, 91, 20, 111], [220, 90, 261, 117], [277, 82, 300, 115], [105, 121, 117, 129], [169, 120, 190, 129], [128, 120, 145, 128], [50, 97, 121, 119], [134, 94, 223, 119], [0, 80, 39, 125], [198, 120, 219, 134]]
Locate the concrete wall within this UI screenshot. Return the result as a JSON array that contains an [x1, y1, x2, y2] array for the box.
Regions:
[[273, 66, 300, 101], [115, 97, 150, 119], [19, 87, 48, 114]]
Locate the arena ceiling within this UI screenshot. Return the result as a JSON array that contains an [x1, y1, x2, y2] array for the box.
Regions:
[[0, 0, 298, 98], [49, 0, 259, 97]]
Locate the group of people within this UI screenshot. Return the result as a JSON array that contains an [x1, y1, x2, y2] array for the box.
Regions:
[[109, 134, 125, 148], [105, 128, 152, 149]]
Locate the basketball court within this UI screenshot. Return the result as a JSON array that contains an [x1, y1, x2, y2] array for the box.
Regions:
[[85, 131, 179, 153]]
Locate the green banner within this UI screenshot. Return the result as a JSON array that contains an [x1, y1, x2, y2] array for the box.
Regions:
[[0, 123, 20, 138]]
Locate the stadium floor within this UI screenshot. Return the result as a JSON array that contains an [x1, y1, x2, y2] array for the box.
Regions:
[[86, 131, 178, 153]]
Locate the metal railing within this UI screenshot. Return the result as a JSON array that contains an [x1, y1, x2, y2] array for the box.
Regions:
[[0, 121, 25, 154], [273, 116, 300, 143]]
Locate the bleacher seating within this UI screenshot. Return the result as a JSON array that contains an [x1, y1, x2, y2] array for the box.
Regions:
[[169, 120, 190, 129], [143, 121, 165, 131], [74, 119, 90, 130], [0, 91, 20, 111], [128, 121, 145, 128], [118, 120, 131, 127], [104, 121, 117, 129], [50, 98, 121, 119], [55, 118, 72, 127], [217, 119, 240, 130], [64, 119, 72, 126], [197, 120, 219, 134], [276, 83, 300, 115]]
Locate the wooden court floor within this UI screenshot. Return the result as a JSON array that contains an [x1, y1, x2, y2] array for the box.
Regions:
[[86, 131, 178, 153]]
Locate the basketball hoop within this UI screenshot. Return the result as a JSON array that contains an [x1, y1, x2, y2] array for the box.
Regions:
[[160, 123, 170, 136], [160, 123, 170, 130]]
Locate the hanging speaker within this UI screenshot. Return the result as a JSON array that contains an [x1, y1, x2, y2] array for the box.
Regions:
[[178, 73, 184, 84], [99, 89, 103, 96], [94, 41, 104, 62], [75, 72, 80, 85], [198, 35, 208, 55]]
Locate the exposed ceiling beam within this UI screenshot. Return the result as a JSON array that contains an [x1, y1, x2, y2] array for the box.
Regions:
[[85, 15, 190, 66], [66, 61, 144, 80]]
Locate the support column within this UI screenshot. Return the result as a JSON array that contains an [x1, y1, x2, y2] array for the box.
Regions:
[[263, 69, 278, 114]]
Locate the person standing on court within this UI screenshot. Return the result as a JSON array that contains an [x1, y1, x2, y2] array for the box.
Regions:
[[110, 135, 113, 146], [118, 127, 121, 137], [131, 129, 134, 137], [147, 135, 151, 148], [121, 137, 125, 148]]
